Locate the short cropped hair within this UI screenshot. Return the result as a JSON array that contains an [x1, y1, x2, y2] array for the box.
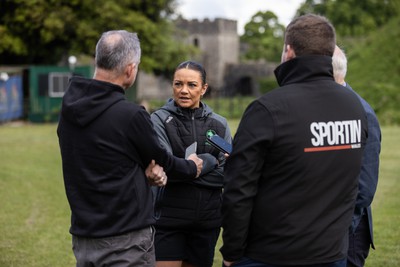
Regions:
[[284, 14, 336, 57], [95, 30, 141, 75]]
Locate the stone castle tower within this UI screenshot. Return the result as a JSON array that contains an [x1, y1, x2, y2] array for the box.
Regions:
[[175, 17, 239, 92]]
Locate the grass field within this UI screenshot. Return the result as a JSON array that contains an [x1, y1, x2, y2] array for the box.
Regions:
[[0, 122, 399, 267]]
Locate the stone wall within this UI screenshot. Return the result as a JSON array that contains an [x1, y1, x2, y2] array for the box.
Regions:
[[223, 61, 277, 96]]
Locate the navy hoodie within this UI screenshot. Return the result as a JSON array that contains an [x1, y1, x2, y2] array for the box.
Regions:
[[57, 76, 197, 238]]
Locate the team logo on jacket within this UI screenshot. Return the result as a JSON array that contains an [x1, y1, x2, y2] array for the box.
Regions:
[[304, 119, 362, 152], [205, 130, 216, 147], [165, 116, 173, 123], [206, 129, 216, 138]]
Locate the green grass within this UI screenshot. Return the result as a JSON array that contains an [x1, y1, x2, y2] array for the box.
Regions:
[[0, 122, 74, 266], [364, 126, 400, 266], [0, 122, 398, 267]]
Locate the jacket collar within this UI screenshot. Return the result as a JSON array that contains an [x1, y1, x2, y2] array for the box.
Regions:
[[274, 55, 335, 86]]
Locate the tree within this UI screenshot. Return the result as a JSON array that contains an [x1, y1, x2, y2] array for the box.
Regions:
[[240, 11, 285, 63], [0, 0, 197, 74], [295, 0, 399, 37]]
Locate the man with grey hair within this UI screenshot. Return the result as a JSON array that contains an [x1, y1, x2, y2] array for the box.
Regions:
[[57, 30, 203, 267], [333, 45, 381, 267]]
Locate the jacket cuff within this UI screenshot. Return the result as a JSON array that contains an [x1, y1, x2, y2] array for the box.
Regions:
[[197, 153, 218, 176]]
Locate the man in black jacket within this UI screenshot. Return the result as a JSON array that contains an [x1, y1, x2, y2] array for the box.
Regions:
[[220, 14, 368, 267], [57, 30, 203, 267]]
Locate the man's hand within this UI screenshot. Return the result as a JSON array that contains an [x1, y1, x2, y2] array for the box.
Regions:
[[223, 260, 234, 267], [145, 160, 167, 187], [187, 154, 203, 178]]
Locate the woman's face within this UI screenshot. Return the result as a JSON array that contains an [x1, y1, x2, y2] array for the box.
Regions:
[[172, 68, 207, 109]]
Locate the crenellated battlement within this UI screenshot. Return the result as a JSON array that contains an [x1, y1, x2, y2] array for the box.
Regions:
[[175, 17, 237, 35], [137, 16, 274, 99]]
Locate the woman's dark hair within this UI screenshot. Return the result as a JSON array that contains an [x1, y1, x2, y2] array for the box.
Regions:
[[175, 61, 207, 85]]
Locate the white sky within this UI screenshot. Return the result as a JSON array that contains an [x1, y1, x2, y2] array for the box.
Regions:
[[176, 0, 305, 34]]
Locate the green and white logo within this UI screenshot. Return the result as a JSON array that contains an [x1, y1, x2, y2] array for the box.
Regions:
[[205, 130, 216, 146], [206, 129, 216, 138]]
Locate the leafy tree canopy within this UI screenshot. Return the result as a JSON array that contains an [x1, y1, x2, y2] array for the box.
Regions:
[[345, 16, 400, 125], [240, 11, 285, 62], [0, 0, 197, 74], [296, 0, 399, 36]]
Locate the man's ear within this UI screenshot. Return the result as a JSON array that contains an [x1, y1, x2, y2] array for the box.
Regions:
[[126, 63, 135, 78], [286, 45, 296, 60]]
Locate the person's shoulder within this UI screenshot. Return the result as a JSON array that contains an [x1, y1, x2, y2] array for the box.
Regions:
[[353, 93, 376, 116], [210, 111, 226, 119], [150, 105, 172, 125], [117, 99, 142, 112], [357, 96, 377, 115], [203, 103, 227, 121], [256, 86, 286, 107], [210, 111, 228, 124], [152, 105, 168, 115], [152, 99, 175, 114], [345, 84, 378, 116], [112, 100, 151, 124], [260, 85, 285, 97]]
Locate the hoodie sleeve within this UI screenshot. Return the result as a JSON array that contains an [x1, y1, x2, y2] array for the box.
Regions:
[[150, 110, 173, 154], [129, 108, 197, 180]]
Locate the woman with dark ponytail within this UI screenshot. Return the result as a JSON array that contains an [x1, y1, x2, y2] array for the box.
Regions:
[[151, 61, 232, 267]]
